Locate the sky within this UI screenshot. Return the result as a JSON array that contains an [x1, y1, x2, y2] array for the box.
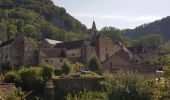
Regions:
[[53, 0, 170, 29]]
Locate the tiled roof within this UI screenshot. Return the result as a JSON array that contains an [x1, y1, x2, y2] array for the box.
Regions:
[[54, 40, 91, 50], [45, 38, 63, 45], [40, 48, 62, 58]]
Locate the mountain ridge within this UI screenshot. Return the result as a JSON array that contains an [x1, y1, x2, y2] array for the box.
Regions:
[[123, 16, 170, 41]]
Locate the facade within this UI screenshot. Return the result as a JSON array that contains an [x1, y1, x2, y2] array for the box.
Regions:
[[39, 48, 64, 69], [0, 36, 38, 67], [128, 46, 163, 64]]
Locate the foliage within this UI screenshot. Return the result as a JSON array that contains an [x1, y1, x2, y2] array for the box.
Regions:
[[123, 16, 170, 41], [153, 79, 170, 100], [4, 71, 20, 83], [54, 69, 63, 76], [1, 62, 12, 70], [42, 64, 54, 81], [0, 0, 88, 41], [134, 34, 163, 46], [0, 88, 25, 100], [88, 54, 100, 71], [99, 27, 124, 43], [71, 62, 85, 73], [153, 55, 170, 71], [80, 72, 102, 78], [103, 71, 153, 100], [61, 59, 72, 75], [66, 91, 108, 100], [19, 67, 43, 90]]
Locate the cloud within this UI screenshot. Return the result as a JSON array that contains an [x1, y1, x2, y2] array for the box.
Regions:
[[72, 13, 164, 22]]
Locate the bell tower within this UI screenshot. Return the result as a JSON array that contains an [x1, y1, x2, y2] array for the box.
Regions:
[[91, 20, 97, 37]]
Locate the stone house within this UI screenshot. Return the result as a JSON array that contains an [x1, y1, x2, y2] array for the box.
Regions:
[[128, 46, 163, 64], [0, 36, 39, 67], [39, 48, 64, 69]]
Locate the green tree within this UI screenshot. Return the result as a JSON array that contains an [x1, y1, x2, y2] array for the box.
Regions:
[[103, 71, 152, 100], [22, 24, 37, 38], [4, 71, 20, 83], [42, 64, 54, 81], [88, 54, 100, 71], [135, 34, 163, 46], [19, 67, 43, 90], [99, 27, 124, 43], [61, 59, 72, 75]]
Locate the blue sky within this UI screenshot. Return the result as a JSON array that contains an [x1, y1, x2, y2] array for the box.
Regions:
[[53, 0, 170, 29]]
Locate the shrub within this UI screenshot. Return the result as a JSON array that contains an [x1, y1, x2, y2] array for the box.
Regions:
[[54, 69, 63, 76], [4, 71, 20, 83], [103, 71, 153, 100], [61, 59, 72, 75], [66, 91, 108, 100], [19, 67, 43, 90], [1, 62, 12, 70], [42, 64, 54, 81], [88, 54, 100, 71]]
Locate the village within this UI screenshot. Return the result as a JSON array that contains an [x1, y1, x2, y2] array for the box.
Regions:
[[0, 21, 167, 99], [0, 0, 170, 99]]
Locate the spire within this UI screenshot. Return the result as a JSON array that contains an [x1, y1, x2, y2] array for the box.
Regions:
[[91, 20, 97, 36]]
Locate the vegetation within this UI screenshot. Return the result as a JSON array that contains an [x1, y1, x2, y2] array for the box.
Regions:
[[123, 16, 170, 41], [103, 71, 152, 100], [99, 27, 124, 43], [42, 64, 54, 81], [88, 54, 100, 71], [61, 59, 72, 75], [134, 34, 163, 46], [0, 88, 25, 100], [66, 91, 108, 100], [0, 0, 89, 42]]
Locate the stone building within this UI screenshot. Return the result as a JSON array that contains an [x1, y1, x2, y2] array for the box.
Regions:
[[41, 38, 63, 48], [0, 36, 38, 67], [128, 46, 163, 64], [40, 21, 130, 68], [39, 48, 64, 69]]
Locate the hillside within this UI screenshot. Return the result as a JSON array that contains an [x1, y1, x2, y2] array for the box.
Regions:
[[0, 0, 88, 41], [123, 16, 170, 41]]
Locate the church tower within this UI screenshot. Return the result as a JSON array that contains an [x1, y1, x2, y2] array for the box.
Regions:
[[91, 20, 97, 37]]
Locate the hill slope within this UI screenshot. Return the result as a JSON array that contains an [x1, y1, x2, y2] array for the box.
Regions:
[[0, 0, 88, 41], [123, 16, 170, 41]]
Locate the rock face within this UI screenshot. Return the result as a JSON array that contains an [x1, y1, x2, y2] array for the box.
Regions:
[[0, 26, 7, 44]]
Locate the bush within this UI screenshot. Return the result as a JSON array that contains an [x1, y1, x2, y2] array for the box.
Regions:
[[103, 71, 152, 100], [4, 71, 20, 83], [54, 69, 63, 76], [1, 62, 12, 70], [42, 64, 54, 81], [88, 54, 100, 71], [61, 59, 72, 75], [66, 91, 108, 100], [19, 67, 43, 90]]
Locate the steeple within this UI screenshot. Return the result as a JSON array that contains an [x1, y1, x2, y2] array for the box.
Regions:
[[91, 20, 97, 36]]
